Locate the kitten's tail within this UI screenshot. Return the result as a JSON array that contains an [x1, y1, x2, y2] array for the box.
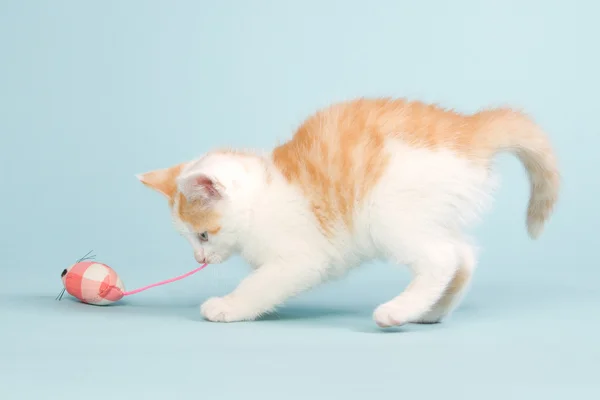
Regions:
[[476, 108, 560, 239]]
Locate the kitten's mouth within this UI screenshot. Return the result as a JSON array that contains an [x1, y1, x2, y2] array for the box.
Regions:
[[206, 254, 224, 264], [195, 253, 223, 265]]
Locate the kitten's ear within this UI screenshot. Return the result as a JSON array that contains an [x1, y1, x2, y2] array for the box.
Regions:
[[178, 173, 223, 203], [136, 163, 185, 199]]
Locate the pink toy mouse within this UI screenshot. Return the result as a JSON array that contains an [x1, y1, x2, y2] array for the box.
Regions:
[[56, 251, 208, 305]]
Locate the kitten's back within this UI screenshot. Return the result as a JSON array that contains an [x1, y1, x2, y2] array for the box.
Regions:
[[271, 97, 559, 238]]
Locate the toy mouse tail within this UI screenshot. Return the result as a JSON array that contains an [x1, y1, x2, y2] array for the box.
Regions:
[[122, 263, 209, 297]]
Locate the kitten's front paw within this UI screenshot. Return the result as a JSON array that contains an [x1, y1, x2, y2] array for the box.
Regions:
[[200, 296, 253, 323], [373, 302, 410, 328]]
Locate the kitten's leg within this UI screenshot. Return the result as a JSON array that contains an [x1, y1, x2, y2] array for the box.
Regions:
[[200, 258, 325, 323], [411, 243, 476, 324], [373, 241, 461, 328]]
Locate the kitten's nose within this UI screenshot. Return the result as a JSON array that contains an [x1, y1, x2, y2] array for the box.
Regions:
[[194, 251, 206, 264]]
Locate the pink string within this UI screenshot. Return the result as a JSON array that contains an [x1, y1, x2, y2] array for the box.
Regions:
[[122, 263, 208, 296]]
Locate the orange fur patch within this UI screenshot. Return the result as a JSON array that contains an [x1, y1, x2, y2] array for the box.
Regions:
[[137, 163, 186, 201], [272, 99, 391, 236], [176, 192, 222, 234]]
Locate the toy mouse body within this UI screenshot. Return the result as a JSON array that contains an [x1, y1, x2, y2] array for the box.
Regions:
[[60, 261, 125, 305]]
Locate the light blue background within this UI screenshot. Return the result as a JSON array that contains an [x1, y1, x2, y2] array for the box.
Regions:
[[1, 1, 598, 399]]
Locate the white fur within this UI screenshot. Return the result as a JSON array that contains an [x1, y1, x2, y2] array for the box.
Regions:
[[172, 141, 501, 326]]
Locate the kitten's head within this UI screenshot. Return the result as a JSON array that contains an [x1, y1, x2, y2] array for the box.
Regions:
[[136, 160, 240, 265]]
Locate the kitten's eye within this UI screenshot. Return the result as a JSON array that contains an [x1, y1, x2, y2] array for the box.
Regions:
[[198, 232, 209, 242]]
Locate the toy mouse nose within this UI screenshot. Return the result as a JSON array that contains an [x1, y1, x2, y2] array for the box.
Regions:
[[61, 269, 67, 277]]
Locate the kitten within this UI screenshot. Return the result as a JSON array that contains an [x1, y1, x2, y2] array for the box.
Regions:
[[137, 97, 559, 327]]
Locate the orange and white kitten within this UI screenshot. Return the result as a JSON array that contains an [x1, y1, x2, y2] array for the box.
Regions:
[[137, 97, 559, 327]]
